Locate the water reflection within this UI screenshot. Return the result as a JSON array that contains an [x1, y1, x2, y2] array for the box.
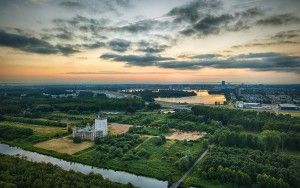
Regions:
[[155, 90, 225, 105]]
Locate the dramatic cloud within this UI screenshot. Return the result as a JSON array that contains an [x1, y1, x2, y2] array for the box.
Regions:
[[83, 41, 106, 49], [59, 1, 83, 8], [0, 30, 78, 55], [100, 52, 300, 73], [232, 30, 300, 48], [108, 39, 131, 52], [137, 40, 169, 53], [167, 0, 222, 23], [181, 14, 234, 36], [256, 14, 300, 26], [270, 30, 300, 40], [112, 19, 169, 33], [100, 53, 174, 66], [180, 7, 264, 37]]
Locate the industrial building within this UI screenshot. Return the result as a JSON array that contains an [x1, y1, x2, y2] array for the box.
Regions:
[[73, 113, 108, 141], [278, 104, 299, 111]]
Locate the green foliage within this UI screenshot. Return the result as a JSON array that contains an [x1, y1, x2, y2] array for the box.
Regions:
[[191, 105, 300, 132], [0, 154, 132, 188], [93, 134, 142, 161], [125, 89, 196, 101], [3, 116, 66, 127], [147, 102, 161, 111], [152, 135, 166, 146], [202, 166, 251, 185], [175, 153, 194, 172], [210, 128, 296, 152], [136, 148, 150, 159], [257, 173, 290, 188], [198, 146, 299, 187], [0, 125, 33, 141], [73, 136, 82, 143]]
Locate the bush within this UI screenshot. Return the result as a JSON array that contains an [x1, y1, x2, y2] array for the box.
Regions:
[[136, 148, 150, 159], [0, 125, 33, 141], [73, 136, 82, 143]]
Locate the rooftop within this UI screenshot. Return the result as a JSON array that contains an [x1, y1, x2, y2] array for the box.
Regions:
[[279, 103, 298, 108]]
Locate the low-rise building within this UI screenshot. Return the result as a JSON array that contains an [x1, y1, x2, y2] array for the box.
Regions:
[[278, 103, 299, 111]]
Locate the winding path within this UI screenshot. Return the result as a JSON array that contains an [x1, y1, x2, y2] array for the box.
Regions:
[[170, 149, 208, 188]]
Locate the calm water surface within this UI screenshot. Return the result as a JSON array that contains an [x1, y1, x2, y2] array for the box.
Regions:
[[0, 143, 168, 188], [155, 90, 225, 105]]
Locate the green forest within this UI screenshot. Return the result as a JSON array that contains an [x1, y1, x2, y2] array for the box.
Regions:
[[0, 154, 133, 188]]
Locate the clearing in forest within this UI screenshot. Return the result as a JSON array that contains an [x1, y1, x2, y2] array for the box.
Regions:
[[166, 130, 206, 141], [108, 123, 132, 135], [34, 136, 93, 155]]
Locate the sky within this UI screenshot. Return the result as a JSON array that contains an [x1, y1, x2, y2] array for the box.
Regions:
[[0, 0, 299, 84]]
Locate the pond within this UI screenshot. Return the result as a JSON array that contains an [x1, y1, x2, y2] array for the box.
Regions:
[[0, 143, 168, 188], [155, 90, 225, 105]]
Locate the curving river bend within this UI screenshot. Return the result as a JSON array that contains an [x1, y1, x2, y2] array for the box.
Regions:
[[0, 143, 168, 188]]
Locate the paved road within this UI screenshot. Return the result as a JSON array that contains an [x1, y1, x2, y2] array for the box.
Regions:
[[170, 149, 208, 188]]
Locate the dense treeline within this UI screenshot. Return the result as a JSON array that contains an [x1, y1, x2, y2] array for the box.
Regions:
[[0, 95, 145, 115], [191, 106, 300, 132], [0, 154, 133, 188], [209, 128, 300, 151], [0, 125, 33, 140], [124, 89, 196, 101], [3, 116, 66, 127], [198, 146, 299, 187]]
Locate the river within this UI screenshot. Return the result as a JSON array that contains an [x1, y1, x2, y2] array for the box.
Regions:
[[155, 90, 225, 105], [0, 143, 168, 188]]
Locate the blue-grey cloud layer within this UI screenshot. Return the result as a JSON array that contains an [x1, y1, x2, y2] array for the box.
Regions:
[[100, 52, 300, 73]]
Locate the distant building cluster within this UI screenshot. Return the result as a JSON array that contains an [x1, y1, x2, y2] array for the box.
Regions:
[[235, 101, 299, 111], [235, 101, 272, 110], [278, 104, 299, 111], [73, 113, 108, 141]]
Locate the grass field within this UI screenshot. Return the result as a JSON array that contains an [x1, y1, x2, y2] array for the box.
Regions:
[[34, 136, 93, 155], [108, 123, 132, 135], [0, 121, 67, 138]]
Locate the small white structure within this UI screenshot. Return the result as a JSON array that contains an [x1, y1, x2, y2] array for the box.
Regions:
[[73, 113, 108, 141]]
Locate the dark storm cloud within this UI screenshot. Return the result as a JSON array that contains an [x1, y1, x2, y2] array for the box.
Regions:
[[270, 30, 300, 40], [181, 14, 234, 36], [112, 19, 169, 33], [232, 30, 300, 48], [159, 53, 300, 73], [100, 52, 300, 73], [83, 41, 106, 49], [180, 7, 264, 37], [59, 1, 83, 8], [137, 40, 169, 53], [167, 0, 222, 23], [256, 14, 300, 26], [108, 39, 131, 52], [100, 53, 174, 66], [0, 30, 78, 55]]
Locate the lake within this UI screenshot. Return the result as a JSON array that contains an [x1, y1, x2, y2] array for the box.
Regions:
[[155, 90, 225, 105], [0, 143, 168, 188]]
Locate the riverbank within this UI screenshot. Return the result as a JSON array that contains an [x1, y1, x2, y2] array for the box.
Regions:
[[0, 143, 169, 188]]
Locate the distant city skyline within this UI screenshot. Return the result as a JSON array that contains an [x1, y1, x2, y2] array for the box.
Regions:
[[0, 0, 300, 84]]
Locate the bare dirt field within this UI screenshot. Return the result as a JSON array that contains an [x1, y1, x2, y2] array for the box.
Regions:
[[166, 130, 206, 141], [109, 123, 132, 135], [34, 136, 93, 155]]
